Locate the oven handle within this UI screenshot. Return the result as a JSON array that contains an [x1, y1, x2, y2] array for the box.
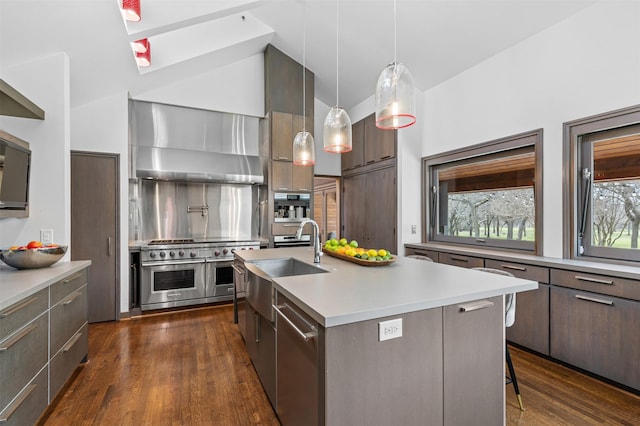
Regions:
[[140, 260, 205, 267]]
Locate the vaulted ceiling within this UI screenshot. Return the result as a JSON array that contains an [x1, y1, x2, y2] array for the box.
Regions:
[[0, 0, 597, 111]]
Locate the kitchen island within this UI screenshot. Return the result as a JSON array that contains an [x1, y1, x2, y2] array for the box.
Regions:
[[235, 247, 537, 425]]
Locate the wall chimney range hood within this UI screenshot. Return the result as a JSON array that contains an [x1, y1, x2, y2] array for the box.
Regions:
[[130, 100, 264, 184]]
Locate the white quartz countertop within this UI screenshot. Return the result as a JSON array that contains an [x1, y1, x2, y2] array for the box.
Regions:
[[236, 247, 538, 327], [0, 261, 91, 311]]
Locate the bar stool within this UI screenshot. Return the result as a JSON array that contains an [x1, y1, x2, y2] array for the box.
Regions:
[[406, 254, 434, 262], [472, 267, 524, 411]]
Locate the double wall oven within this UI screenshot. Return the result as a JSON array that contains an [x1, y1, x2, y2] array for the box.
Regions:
[[140, 239, 259, 311]]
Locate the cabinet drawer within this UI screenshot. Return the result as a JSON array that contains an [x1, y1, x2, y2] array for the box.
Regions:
[[405, 249, 438, 263], [0, 287, 48, 341], [51, 268, 88, 306], [51, 285, 88, 355], [0, 313, 48, 411], [485, 259, 549, 283], [0, 366, 48, 426], [50, 322, 88, 400], [438, 252, 484, 268], [551, 269, 640, 301], [272, 223, 301, 236]]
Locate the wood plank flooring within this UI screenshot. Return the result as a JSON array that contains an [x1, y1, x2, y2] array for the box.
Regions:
[[39, 304, 640, 425]]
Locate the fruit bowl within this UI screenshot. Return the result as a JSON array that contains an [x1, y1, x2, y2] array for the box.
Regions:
[[0, 245, 68, 270]]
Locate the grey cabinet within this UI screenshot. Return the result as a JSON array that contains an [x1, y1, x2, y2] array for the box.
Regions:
[[484, 259, 550, 355], [342, 166, 397, 252], [550, 285, 640, 390], [341, 113, 396, 172], [438, 252, 484, 268], [270, 111, 314, 193], [245, 304, 276, 408], [272, 161, 313, 192], [443, 296, 503, 425]]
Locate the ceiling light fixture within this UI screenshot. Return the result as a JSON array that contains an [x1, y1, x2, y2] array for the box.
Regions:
[[293, 1, 315, 166], [374, 0, 416, 129], [135, 42, 150, 67], [122, 0, 141, 22], [131, 38, 149, 54], [323, 0, 352, 154]]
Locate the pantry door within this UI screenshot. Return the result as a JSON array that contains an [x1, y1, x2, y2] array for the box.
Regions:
[[71, 151, 119, 322]]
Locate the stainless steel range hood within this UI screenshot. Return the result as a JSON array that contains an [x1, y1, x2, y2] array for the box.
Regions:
[[130, 100, 264, 184], [135, 146, 264, 184]]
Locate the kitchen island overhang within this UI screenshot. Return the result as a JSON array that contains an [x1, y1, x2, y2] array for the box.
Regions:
[[235, 246, 538, 328]]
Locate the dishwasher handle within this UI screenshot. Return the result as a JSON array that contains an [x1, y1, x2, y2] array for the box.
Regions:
[[273, 304, 318, 341]]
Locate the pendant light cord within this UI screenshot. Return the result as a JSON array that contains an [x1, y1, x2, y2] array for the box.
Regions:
[[336, 0, 339, 106], [302, 0, 306, 131], [393, 0, 397, 65]]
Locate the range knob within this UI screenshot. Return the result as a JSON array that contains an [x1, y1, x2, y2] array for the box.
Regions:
[[231, 248, 237, 253], [240, 247, 246, 251], [149, 252, 156, 258], [159, 252, 166, 258], [178, 250, 185, 257], [214, 250, 221, 257], [249, 247, 254, 250], [169, 251, 175, 257], [222, 248, 229, 255], [190, 252, 197, 258]]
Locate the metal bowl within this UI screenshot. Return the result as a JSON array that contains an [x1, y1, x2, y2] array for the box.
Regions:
[[0, 245, 68, 269]]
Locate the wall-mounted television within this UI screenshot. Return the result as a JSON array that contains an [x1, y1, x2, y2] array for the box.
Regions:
[[0, 130, 31, 211]]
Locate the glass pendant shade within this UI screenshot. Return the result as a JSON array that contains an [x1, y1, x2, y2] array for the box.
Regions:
[[293, 131, 316, 166], [375, 62, 416, 129], [323, 106, 352, 153]]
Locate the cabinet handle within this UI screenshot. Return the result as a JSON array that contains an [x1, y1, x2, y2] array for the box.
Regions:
[[273, 304, 318, 341], [366, 160, 375, 164], [0, 383, 37, 422], [0, 323, 37, 352], [381, 155, 392, 160], [298, 188, 309, 191], [231, 265, 245, 275], [575, 275, 613, 285], [0, 295, 38, 319], [62, 332, 83, 352], [63, 271, 83, 284], [277, 156, 290, 160], [501, 264, 527, 271], [449, 256, 469, 262], [458, 300, 494, 312], [277, 187, 289, 191], [108, 237, 112, 256], [575, 294, 614, 306], [63, 290, 83, 306], [255, 313, 261, 343]]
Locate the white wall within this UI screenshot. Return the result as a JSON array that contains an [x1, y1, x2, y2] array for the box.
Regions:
[[421, 1, 640, 258], [71, 91, 129, 312], [0, 54, 71, 256], [132, 53, 265, 118]]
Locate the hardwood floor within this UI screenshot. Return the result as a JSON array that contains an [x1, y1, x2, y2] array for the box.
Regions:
[[40, 304, 640, 425]]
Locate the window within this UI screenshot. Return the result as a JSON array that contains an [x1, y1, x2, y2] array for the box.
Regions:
[[424, 130, 543, 253], [565, 105, 640, 263]]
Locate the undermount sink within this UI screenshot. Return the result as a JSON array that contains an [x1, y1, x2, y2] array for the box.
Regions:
[[251, 257, 329, 278]]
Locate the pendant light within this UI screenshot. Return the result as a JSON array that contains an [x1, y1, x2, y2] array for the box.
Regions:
[[323, 0, 352, 154], [121, 0, 141, 22], [293, 1, 315, 166], [374, 0, 416, 129]]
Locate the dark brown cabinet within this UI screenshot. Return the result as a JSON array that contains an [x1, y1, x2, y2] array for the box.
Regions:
[[271, 112, 308, 161], [438, 252, 484, 268], [342, 166, 396, 252], [342, 113, 396, 172], [550, 285, 640, 390], [272, 161, 313, 192]]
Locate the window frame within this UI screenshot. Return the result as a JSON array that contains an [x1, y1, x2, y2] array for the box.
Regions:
[[563, 104, 640, 264], [423, 129, 544, 254]]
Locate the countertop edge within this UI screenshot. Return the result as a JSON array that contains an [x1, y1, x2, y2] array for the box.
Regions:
[[0, 260, 92, 311]]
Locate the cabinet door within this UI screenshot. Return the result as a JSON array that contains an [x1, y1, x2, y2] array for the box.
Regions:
[[506, 284, 549, 355], [342, 119, 364, 171], [365, 167, 396, 252], [364, 114, 396, 164], [444, 296, 504, 425], [271, 112, 294, 161], [272, 161, 292, 191], [342, 174, 367, 243], [550, 286, 640, 390], [292, 163, 313, 192]]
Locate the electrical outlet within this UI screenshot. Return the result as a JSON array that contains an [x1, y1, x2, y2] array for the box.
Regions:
[[40, 229, 53, 245], [411, 225, 417, 234], [378, 318, 402, 342]]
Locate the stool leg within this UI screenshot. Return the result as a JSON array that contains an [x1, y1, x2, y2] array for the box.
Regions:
[[506, 345, 524, 411]]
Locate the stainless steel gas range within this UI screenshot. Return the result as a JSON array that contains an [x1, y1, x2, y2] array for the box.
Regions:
[[139, 239, 259, 311]]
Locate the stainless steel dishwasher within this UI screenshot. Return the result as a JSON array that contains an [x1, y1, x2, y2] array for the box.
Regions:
[[274, 292, 323, 426]]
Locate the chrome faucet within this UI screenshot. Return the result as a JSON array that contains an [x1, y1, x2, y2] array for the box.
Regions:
[[296, 219, 322, 264]]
